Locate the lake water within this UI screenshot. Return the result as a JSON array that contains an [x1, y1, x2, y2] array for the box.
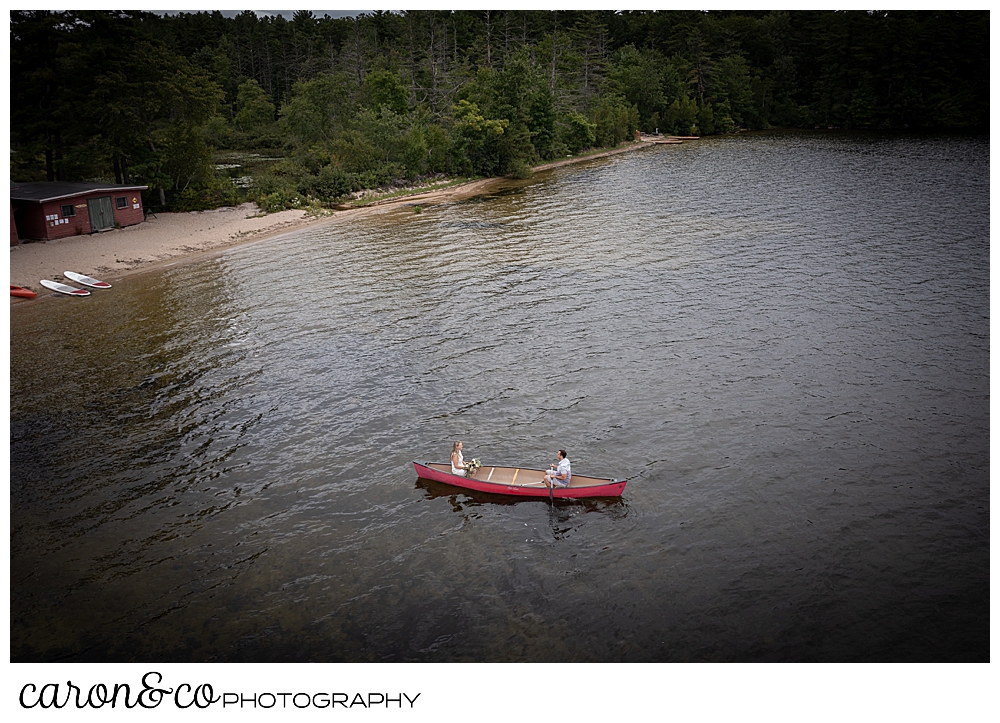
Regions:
[[10, 131, 989, 662]]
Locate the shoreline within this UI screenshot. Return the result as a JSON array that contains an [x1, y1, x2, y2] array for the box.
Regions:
[[10, 140, 659, 300]]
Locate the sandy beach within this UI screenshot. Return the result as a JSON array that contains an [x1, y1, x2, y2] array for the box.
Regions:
[[10, 141, 657, 297]]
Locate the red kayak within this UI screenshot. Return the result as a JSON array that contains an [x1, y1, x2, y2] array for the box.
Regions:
[[413, 461, 628, 499], [10, 285, 37, 299]]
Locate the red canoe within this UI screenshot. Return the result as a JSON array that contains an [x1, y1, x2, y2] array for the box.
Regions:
[[10, 285, 37, 299], [413, 461, 627, 499]]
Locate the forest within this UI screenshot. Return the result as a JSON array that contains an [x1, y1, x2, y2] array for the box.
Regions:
[[10, 10, 990, 212]]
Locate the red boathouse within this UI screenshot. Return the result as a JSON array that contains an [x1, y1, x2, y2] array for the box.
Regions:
[[10, 181, 148, 244]]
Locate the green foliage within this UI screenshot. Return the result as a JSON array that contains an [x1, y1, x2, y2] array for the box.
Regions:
[[452, 100, 508, 136], [712, 103, 737, 134], [712, 55, 753, 128], [424, 123, 452, 174], [462, 51, 549, 175], [202, 115, 233, 148], [350, 106, 426, 175], [360, 70, 410, 115], [663, 96, 699, 135], [256, 190, 306, 213], [330, 129, 379, 175], [354, 164, 399, 190], [281, 73, 354, 145], [505, 159, 533, 180], [527, 86, 557, 160], [592, 95, 638, 148], [559, 111, 596, 154], [234, 79, 276, 132], [605, 44, 668, 132], [297, 165, 353, 203], [451, 99, 509, 176], [10, 9, 989, 213], [696, 104, 716, 135], [172, 174, 241, 211], [400, 126, 429, 176], [161, 122, 212, 193], [846, 76, 879, 129]]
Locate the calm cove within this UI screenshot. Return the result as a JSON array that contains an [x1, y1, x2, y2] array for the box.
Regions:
[[10, 131, 989, 662]]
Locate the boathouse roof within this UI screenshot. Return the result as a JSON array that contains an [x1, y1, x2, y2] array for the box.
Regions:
[[10, 181, 149, 203]]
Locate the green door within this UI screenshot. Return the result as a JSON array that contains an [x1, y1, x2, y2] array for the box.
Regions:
[[87, 196, 115, 231]]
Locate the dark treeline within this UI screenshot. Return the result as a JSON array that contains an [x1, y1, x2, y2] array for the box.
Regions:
[[11, 10, 989, 211]]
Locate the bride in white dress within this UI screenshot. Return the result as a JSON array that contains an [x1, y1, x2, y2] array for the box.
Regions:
[[450, 440, 466, 475]]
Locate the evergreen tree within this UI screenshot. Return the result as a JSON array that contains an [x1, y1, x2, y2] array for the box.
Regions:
[[10, 9, 989, 211]]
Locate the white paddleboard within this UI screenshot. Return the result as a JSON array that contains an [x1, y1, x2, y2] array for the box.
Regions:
[[40, 279, 90, 296], [64, 271, 111, 288]]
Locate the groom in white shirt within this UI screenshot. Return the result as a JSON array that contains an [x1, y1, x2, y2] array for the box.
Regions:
[[543, 449, 571, 488]]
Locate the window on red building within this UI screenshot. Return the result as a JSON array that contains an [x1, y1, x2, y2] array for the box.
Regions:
[[61, 205, 75, 217], [116, 197, 128, 209]]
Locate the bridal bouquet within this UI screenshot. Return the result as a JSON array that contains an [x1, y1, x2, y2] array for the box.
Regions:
[[465, 458, 482, 477]]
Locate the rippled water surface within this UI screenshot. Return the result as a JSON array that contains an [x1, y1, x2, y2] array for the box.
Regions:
[[10, 132, 989, 662]]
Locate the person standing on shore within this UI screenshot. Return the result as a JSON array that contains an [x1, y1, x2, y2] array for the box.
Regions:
[[543, 450, 571, 488]]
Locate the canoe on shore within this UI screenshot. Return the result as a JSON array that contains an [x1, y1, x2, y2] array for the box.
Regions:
[[412, 461, 627, 499], [10, 285, 37, 299]]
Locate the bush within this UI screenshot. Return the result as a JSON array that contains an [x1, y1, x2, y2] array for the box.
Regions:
[[697, 103, 716, 135], [354, 163, 398, 190], [592, 96, 638, 147], [714, 112, 737, 134], [297, 165, 354, 202], [505, 159, 533, 179], [663, 96, 698, 135], [424, 124, 451, 174], [170, 175, 243, 211], [249, 160, 312, 208], [559, 111, 596, 154], [256, 190, 306, 213], [202, 115, 233, 149], [251, 174, 285, 197]]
